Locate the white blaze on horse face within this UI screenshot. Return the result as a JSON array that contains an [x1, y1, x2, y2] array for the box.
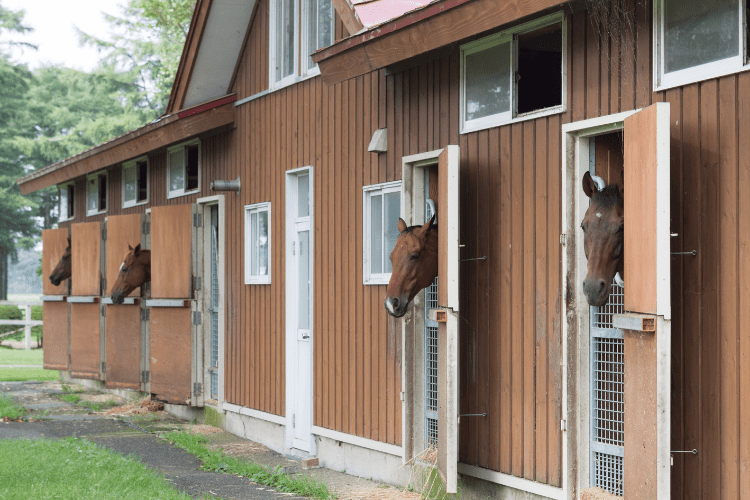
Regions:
[[119, 262, 124, 272], [385, 299, 396, 315], [596, 213, 602, 218]]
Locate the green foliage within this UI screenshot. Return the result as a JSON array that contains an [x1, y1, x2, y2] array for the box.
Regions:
[[0, 305, 22, 336], [0, 393, 25, 420], [203, 405, 223, 428], [0, 346, 42, 365], [0, 437, 194, 499], [0, 366, 57, 382], [163, 431, 335, 500]]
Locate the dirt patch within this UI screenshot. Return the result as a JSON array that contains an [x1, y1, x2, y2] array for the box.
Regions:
[[102, 397, 166, 416], [208, 441, 270, 456], [333, 485, 422, 500], [186, 424, 224, 435], [81, 394, 126, 404]]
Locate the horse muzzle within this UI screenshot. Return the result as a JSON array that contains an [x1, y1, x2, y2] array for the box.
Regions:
[[110, 291, 126, 305], [582, 278, 610, 307], [384, 296, 408, 318]]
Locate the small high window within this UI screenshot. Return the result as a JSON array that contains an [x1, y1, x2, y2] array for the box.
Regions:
[[122, 157, 149, 208], [460, 12, 565, 133], [86, 171, 108, 216], [245, 202, 271, 284], [59, 182, 75, 222], [363, 181, 401, 285], [167, 140, 200, 199], [655, 0, 748, 90]]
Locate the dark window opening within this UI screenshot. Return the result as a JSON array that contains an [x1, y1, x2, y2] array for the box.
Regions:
[[137, 160, 148, 202], [98, 174, 107, 211], [67, 184, 75, 219], [516, 23, 563, 115], [186, 145, 199, 191]]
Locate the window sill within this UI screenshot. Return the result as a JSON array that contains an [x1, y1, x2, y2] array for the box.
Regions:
[[461, 104, 565, 135], [654, 58, 750, 92], [245, 279, 271, 285], [86, 209, 107, 217], [123, 200, 149, 209], [59, 216, 75, 223], [167, 188, 200, 200], [363, 277, 391, 286]]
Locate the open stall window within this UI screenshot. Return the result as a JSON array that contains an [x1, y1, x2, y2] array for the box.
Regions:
[[460, 12, 565, 134], [244, 202, 271, 284], [59, 181, 75, 222], [122, 156, 149, 208], [167, 140, 200, 199], [655, 0, 749, 90], [362, 180, 401, 285], [86, 171, 108, 216]]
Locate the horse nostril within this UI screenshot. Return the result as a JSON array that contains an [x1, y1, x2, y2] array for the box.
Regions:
[[392, 297, 400, 308], [597, 280, 607, 294]]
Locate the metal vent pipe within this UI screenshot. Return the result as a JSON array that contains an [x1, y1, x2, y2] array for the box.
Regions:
[[210, 177, 241, 192]]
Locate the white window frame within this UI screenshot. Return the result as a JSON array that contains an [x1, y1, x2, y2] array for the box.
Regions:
[[301, 0, 335, 77], [59, 181, 76, 222], [122, 156, 150, 209], [86, 171, 108, 217], [167, 139, 201, 199], [362, 180, 402, 285], [460, 11, 567, 134], [244, 201, 272, 284], [654, 0, 748, 90]]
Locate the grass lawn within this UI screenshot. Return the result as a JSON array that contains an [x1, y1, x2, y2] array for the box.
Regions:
[[0, 366, 57, 382], [0, 437, 195, 500], [0, 347, 43, 365]]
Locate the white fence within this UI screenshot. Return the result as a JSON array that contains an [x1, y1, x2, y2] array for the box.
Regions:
[[0, 301, 43, 350]]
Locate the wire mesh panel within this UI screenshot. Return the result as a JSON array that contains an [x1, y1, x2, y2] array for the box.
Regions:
[[209, 206, 219, 399], [591, 279, 625, 496], [425, 278, 439, 446]]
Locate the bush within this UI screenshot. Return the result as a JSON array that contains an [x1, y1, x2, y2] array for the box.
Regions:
[[0, 306, 22, 337], [0, 305, 43, 344]]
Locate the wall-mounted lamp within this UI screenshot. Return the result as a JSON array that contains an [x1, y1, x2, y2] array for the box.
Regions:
[[210, 177, 241, 192]]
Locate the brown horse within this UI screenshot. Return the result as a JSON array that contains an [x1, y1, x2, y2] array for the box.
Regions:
[[384, 215, 438, 318], [110, 243, 151, 304], [581, 171, 623, 306], [49, 237, 72, 286]]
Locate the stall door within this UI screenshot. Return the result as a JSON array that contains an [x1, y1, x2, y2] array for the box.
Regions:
[[148, 204, 196, 405], [436, 145, 460, 494], [42, 228, 70, 371], [104, 214, 143, 390]]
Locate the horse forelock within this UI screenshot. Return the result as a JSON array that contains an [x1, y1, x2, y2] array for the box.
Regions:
[[591, 184, 622, 209]]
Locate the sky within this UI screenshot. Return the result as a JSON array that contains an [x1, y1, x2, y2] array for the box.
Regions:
[[4, 0, 124, 72]]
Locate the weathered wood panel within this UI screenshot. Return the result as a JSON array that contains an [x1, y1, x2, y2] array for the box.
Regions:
[[106, 214, 142, 297], [150, 307, 192, 404], [42, 228, 70, 296], [42, 301, 69, 371], [71, 222, 101, 296], [69, 303, 100, 379], [105, 304, 141, 390], [150, 204, 193, 299]]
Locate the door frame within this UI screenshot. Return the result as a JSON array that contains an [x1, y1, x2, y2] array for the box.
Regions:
[[284, 166, 315, 454], [196, 195, 226, 411]]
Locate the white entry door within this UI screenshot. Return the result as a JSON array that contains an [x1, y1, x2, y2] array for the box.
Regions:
[[285, 169, 313, 453]]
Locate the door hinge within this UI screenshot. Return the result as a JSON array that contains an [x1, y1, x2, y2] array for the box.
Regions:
[[193, 311, 202, 325], [101, 228, 107, 241], [560, 233, 568, 245], [101, 277, 107, 295], [192, 276, 202, 292], [142, 221, 150, 234], [101, 304, 106, 317], [193, 382, 202, 395], [141, 370, 150, 383], [561, 419, 567, 431], [141, 308, 150, 321], [193, 213, 202, 227], [101, 361, 106, 372], [400, 391, 405, 401]]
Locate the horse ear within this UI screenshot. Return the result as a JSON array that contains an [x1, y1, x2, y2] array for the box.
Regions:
[[582, 171, 596, 198], [67, 237, 71, 246], [417, 215, 434, 235], [128, 243, 133, 251], [397, 218, 407, 233], [133, 244, 141, 256]]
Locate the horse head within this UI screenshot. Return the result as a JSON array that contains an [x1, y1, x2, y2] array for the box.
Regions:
[[384, 214, 438, 318], [110, 243, 151, 304], [49, 237, 72, 286], [581, 171, 623, 306]]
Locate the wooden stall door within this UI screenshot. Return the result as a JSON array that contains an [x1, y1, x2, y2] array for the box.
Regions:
[[621, 102, 671, 500], [71, 222, 101, 296], [70, 303, 101, 379], [42, 228, 70, 296], [105, 214, 143, 390], [436, 145, 460, 494], [149, 205, 195, 405], [69, 222, 102, 379], [42, 228, 70, 371]]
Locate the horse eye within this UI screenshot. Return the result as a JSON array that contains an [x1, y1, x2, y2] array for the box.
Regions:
[[410, 253, 419, 261], [121, 267, 127, 273], [613, 244, 622, 258], [580, 223, 585, 232]]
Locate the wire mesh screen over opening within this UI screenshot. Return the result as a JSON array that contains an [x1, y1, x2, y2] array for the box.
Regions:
[[425, 278, 439, 446], [591, 279, 624, 496]]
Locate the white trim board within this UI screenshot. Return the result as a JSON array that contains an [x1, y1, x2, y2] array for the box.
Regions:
[[458, 463, 565, 500], [311, 426, 403, 458], [222, 402, 286, 426]]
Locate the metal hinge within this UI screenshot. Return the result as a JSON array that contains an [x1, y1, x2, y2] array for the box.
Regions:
[[141, 370, 150, 383], [400, 391, 405, 401], [101, 361, 106, 372], [193, 382, 202, 395], [193, 311, 202, 325], [193, 213, 202, 227], [561, 419, 567, 431], [193, 276, 202, 292], [142, 221, 150, 234], [101, 305, 106, 317], [141, 308, 150, 321], [101, 277, 106, 295], [101, 228, 107, 241], [560, 233, 568, 245]]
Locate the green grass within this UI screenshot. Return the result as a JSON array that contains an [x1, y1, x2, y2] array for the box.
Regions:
[[0, 394, 25, 420], [0, 437, 195, 500], [60, 393, 81, 404], [0, 348, 43, 365], [0, 366, 57, 382], [163, 431, 335, 500]]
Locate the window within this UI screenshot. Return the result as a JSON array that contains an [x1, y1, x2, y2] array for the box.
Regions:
[[167, 140, 200, 199], [655, 0, 748, 90], [245, 202, 271, 284], [363, 181, 401, 285], [59, 181, 75, 222], [460, 12, 565, 133], [86, 171, 108, 216], [270, 0, 334, 87], [122, 156, 149, 208]]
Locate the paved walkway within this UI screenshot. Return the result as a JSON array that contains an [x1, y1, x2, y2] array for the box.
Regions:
[[0, 380, 420, 500]]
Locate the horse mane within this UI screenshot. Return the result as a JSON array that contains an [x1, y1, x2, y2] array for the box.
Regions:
[[592, 184, 623, 208]]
